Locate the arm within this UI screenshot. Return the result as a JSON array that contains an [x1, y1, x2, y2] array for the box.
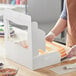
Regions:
[[51, 0, 67, 36], [51, 18, 67, 36], [45, 18, 67, 42], [45, 0, 67, 42]]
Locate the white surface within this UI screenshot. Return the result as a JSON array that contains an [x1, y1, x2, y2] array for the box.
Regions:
[[0, 44, 6, 56], [0, 4, 25, 8], [65, 63, 76, 69], [50, 64, 76, 75]]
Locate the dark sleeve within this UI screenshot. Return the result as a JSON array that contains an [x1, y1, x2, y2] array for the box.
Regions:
[[60, 0, 67, 20]]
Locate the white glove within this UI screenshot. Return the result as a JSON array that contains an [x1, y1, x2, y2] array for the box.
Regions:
[[45, 31, 56, 42]]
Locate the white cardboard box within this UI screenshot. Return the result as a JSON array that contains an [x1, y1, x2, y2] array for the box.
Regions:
[[3, 9, 61, 70]]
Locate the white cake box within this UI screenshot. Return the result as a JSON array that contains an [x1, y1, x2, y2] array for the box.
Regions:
[[3, 9, 61, 70]]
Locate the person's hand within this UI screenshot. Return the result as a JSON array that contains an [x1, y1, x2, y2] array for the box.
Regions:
[[67, 45, 76, 58], [45, 31, 56, 42]]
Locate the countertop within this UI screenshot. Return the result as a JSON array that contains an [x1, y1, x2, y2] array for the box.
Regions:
[[2, 58, 76, 76], [0, 37, 76, 76]]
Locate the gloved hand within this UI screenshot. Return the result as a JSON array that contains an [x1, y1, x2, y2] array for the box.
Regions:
[[67, 45, 76, 58], [45, 31, 56, 42]]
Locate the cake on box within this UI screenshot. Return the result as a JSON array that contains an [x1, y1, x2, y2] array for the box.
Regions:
[[0, 22, 14, 37], [39, 41, 67, 59]]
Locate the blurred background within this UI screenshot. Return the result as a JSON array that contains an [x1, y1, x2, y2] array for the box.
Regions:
[[0, 0, 66, 44]]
